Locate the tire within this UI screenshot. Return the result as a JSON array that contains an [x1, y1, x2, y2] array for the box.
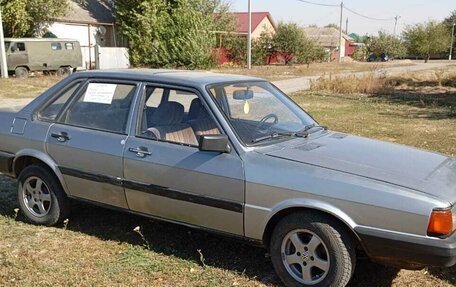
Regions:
[[270, 212, 356, 287], [17, 164, 70, 226], [56, 66, 72, 77], [14, 66, 29, 78]]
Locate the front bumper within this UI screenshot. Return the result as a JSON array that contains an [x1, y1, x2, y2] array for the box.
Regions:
[[356, 226, 456, 268]]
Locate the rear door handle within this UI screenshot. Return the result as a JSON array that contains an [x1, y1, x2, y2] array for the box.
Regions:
[[129, 146, 152, 158], [51, 132, 70, 142]]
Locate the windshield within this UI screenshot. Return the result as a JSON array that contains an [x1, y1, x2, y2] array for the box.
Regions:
[[208, 81, 316, 145]]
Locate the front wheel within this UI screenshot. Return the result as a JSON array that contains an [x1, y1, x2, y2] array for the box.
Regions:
[[17, 164, 70, 226], [270, 212, 356, 287], [14, 66, 29, 78]]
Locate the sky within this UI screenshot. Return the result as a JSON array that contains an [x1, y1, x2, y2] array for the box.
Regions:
[[230, 0, 455, 35]]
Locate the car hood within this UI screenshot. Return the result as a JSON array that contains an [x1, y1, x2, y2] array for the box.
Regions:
[[261, 132, 456, 204]]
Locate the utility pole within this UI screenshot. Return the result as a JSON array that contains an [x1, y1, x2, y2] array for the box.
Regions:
[[0, 4, 8, 79], [393, 16, 401, 37], [345, 18, 348, 34], [338, 1, 344, 63], [247, 0, 252, 69], [450, 23, 455, 61]]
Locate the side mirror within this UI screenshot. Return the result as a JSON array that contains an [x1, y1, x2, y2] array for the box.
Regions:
[[233, 90, 253, 100], [199, 135, 230, 153]]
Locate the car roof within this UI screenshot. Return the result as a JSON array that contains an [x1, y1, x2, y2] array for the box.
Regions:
[[74, 69, 266, 86]]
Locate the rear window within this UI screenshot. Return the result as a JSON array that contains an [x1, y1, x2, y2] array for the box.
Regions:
[[38, 81, 82, 121], [51, 43, 62, 50]]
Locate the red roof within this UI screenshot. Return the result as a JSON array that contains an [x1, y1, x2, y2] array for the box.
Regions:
[[232, 12, 276, 34]]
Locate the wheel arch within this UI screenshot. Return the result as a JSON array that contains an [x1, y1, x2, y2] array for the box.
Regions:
[[14, 65, 30, 71], [262, 200, 363, 250], [13, 149, 69, 195]]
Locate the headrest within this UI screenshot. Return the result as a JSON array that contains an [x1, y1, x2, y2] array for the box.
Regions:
[[151, 102, 185, 125], [188, 98, 209, 120]]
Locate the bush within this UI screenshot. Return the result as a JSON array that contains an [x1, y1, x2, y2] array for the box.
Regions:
[[367, 32, 406, 59], [116, 0, 231, 69], [352, 46, 368, 61]]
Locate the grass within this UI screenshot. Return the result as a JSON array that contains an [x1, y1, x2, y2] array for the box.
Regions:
[[0, 76, 60, 99], [309, 67, 456, 96], [0, 69, 456, 286], [212, 60, 415, 81]]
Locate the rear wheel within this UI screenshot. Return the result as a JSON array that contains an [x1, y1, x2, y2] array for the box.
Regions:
[[270, 212, 356, 287], [17, 164, 70, 226], [14, 66, 29, 78], [56, 66, 72, 77]]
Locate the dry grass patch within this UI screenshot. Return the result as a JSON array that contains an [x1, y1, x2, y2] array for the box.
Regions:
[[0, 76, 60, 99], [213, 61, 414, 81]]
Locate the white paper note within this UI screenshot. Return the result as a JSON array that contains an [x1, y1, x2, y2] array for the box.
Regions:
[[83, 83, 117, 104]]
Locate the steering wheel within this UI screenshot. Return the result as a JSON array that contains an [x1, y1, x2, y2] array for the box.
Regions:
[[255, 113, 279, 132]]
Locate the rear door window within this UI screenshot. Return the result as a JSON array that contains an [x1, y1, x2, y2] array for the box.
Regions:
[[62, 82, 138, 134], [65, 43, 74, 50]]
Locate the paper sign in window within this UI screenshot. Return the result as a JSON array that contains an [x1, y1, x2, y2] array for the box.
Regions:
[[83, 83, 117, 104]]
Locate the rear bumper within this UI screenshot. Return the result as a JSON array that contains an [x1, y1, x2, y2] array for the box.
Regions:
[[356, 226, 456, 268], [0, 151, 14, 176]]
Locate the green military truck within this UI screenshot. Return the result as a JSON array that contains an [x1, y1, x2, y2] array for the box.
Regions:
[[4, 38, 83, 78]]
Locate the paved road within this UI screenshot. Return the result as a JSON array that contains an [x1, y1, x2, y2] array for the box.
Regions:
[[273, 62, 454, 94]]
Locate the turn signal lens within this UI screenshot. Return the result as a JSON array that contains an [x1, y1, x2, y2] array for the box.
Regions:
[[427, 210, 454, 236]]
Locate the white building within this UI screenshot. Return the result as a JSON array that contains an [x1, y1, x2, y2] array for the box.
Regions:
[[47, 0, 117, 69]]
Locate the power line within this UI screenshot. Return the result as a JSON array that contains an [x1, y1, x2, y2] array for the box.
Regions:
[[295, 0, 397, 22], [343, 5, 396, 21], [295, 0, 339, 8]]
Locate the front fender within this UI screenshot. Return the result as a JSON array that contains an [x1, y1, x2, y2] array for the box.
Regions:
[[13, 149, 70, 195]]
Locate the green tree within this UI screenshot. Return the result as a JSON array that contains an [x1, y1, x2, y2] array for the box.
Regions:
[[402, 21, 451, 63], [324, 23, 339, 29], [1, 0, 69, 37], [367, 31, 406, 59], [351, 45, 367, 61], [116, 0, 229, 69], [443, 10, 456, 29], [273, 22, 325, 66], [295, 37, 326, 67], [444, 10, 456, 58], [273, 22, 306, 65], [252, 31, 274, 65]]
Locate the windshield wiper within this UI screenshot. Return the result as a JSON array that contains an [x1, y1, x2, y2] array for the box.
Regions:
[[298, 123, 327, 135], [251, 132, 296, 144], [251, 130, 310, 144]]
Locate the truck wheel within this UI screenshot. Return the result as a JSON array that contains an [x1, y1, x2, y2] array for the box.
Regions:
[[15, 67, 29, 78], [270, 212, 356, 287], [57, 66, 72, 77], [17, 164, 70, 226]]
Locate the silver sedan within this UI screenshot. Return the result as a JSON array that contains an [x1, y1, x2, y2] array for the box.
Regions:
[[0, 70, 455, 287]]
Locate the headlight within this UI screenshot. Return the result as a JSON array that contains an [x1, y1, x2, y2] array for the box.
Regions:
[[427, 209, 454, 237]]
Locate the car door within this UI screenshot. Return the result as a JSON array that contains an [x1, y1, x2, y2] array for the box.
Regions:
[[7, 42, 28, 70], [46, 79, 140, 208], [123, 84, 245, 235]]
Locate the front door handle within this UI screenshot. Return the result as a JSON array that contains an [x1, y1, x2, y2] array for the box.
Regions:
[[129, 146, 152, 158], [51, 132, 70, 142]]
